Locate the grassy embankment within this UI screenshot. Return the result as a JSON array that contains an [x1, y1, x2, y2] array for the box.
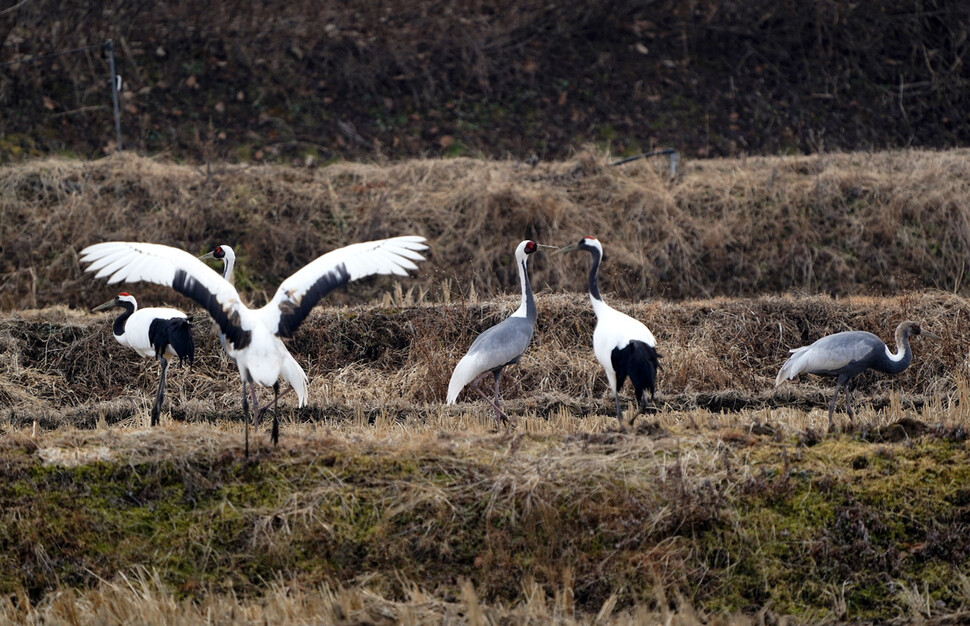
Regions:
[[3, 149, 970, 622]]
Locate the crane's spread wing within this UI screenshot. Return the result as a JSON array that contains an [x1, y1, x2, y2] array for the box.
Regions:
[[262, 235, 427, 337], [80, 242, 253, 350]]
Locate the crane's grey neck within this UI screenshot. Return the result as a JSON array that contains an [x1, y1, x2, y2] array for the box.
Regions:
[[113, 300, 136, 337], [586, 247, 602, 303], [511, 256, 536, 321], [880, 327, 913, 374]]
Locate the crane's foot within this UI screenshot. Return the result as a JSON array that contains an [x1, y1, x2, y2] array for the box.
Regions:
[[493, 410, 517, 431]]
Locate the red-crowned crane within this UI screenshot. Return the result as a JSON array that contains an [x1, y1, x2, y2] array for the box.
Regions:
[[775, 320, 937, 431], [81, 236, 427, 455], [92, 292, 195, 426], [199, 244, 307, 424], [446, 240, 554, 427], [555, 236, 660, 428]]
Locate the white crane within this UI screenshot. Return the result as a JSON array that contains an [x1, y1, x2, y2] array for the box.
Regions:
[[81, 236, 427, 455], [199, 244, 307, 424], [555, 236, 660, 428], [92, 292, 195, 426], [776, 321, 936, 431], [447, 240, 554, 427]]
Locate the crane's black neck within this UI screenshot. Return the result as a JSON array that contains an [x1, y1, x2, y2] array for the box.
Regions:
[[586, 247, 602, 302], [113, 301, 136, 337]]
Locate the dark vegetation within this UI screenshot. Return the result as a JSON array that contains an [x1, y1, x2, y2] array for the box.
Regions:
[[1, 1, 969, 162]]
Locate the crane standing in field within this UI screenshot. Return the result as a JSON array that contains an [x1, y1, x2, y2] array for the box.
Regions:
[[199, 244, 306, 424], [81, 236, 427, 456], [447, 240, 554, 427], [775, 320, 936, 431], [555, 236, 660, 428], [93, 292, 195, 427]]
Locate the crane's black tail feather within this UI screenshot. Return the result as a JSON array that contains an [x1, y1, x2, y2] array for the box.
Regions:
[[612, 340, 661, 409], [149, 317, 195, 366]]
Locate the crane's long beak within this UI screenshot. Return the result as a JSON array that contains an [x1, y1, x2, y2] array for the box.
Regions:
[[921, 329, 941, 340], [552, 242, 579, 256], [198, 250, 215, 261], [537, 244, 558, 251], [92, 298, 117, 312]]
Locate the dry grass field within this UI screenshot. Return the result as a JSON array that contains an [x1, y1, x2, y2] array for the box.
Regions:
[[3, 150, 970, 623]]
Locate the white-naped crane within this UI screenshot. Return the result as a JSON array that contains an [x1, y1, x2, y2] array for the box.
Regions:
[[81, 236, 428, 456], [555, 236, 660, 428], [199, 243, 306, 424], [447, 240, 554, 427], [92, 292, 195, 427], [775, 320, 937, 431]]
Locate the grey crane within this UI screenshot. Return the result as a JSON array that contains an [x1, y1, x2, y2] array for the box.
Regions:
[[92, 292, 195, 426], [775, 320, 937, 431], [446, 240, 553, 427], [555, 236, 660, 427]]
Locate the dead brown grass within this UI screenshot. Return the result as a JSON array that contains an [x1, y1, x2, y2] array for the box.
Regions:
[[2, 292, 965, 431], [3, 149, 970, 310]]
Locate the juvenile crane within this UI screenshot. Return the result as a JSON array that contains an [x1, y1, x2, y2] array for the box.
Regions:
[[775, 320, 936, 431], [447, 240, 553, 427], [93, 292, 195, 426], [81, 236, 427, 455], [556, 236, 660, 427], [200, 244, 306, 424]]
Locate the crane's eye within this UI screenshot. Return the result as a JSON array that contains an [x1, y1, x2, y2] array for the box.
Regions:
[[525, 241, 537, 253], [215, 247, 225, 259]]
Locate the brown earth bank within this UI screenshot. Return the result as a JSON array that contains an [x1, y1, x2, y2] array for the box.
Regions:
[[1, 1, 969, 162], [2, 292, 965, 428], [4, 149, 970, 310]]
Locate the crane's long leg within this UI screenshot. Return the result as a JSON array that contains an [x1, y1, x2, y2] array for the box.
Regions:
[[614, 392, 624, 426], [271, 381, 280, 446], [241, 377, 251, 458], [471, 372, 511, 428], [492, 370, 517, 429], [257, 384, 294, 424], [844, 382, 856, 422], [249, 383, 261, 427], [151, 356, 169, 427], [828, 378, 846, 433]]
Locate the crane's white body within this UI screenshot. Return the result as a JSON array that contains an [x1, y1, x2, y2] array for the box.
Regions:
[[590, 297, 657, 393], [115, 306, 188, 358], [81, 236, 427, 412], [202, 244, 309, 408], [556, 236, 660, 424], [94, 292, 194, 427]]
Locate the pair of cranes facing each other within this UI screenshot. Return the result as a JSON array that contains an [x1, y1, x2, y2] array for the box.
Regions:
[[448, 237, 661, 431], [82, 236, 428, 457]]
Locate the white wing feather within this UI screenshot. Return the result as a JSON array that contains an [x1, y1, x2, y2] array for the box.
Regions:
[[258, 235, 427, 331], [80, 242, 241, 308]]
